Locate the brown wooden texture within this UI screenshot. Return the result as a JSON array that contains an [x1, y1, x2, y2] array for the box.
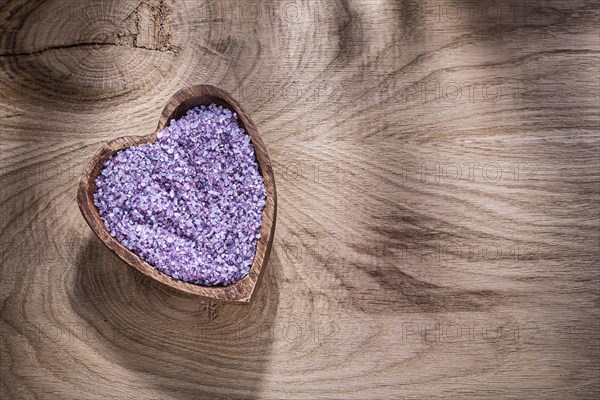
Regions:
[[1, 0, 599, 399], [77, 84, 277, 303]]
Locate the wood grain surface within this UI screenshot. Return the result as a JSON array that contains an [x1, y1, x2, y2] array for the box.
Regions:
[[1, 0, 598, 399]]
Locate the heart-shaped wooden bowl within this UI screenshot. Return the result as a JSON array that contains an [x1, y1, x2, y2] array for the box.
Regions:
[[77, 85, 276, 303]]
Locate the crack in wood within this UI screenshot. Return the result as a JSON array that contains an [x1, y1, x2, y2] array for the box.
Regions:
[[0, 40, 178, 57]]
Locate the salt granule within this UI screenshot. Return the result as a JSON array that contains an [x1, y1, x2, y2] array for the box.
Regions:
[[94, 104, 266, 286]]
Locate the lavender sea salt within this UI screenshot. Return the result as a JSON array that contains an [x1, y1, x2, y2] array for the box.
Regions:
[[93, 104, 266, 286]]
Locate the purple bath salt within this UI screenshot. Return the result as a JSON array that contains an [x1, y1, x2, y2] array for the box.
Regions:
[[93, 104, 266, 286]]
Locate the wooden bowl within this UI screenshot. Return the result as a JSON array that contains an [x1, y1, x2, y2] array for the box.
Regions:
[[77, 85, 277, 303]]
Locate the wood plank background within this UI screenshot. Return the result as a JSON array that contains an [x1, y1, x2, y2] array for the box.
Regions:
[[1, 0, 598, 398]]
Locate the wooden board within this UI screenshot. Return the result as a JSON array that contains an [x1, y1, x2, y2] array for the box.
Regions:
[[1, 0, 598, 398]]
